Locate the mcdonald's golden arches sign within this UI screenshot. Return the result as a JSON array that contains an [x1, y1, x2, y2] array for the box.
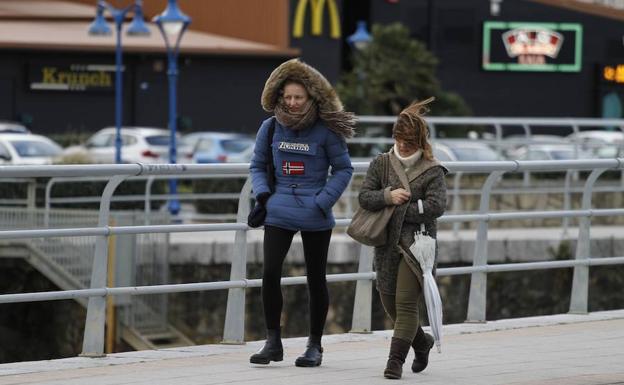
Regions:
[[292, 0, 341, 39]]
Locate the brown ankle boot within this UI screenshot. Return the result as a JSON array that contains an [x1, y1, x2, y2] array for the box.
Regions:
[[411, 329, 434, 373], [383, 337, 411, 379]]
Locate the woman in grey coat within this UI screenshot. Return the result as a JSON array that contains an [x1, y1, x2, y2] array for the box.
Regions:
[[358, 98, 447, 379]]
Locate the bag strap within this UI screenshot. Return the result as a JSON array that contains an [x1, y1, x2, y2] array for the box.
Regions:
[[382, 153, 389, 187], [266, 118, 276, 193]]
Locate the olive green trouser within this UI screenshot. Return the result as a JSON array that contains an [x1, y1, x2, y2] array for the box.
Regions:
[[379, 257, 423, 344]]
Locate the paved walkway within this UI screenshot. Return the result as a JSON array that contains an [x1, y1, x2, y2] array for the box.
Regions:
[[1, 311, 623, 385]]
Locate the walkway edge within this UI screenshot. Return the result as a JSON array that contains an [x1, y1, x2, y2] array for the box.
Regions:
[[1, 309, 623, 377]]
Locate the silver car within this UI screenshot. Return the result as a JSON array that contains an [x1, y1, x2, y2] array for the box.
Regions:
[[64, 127, 186, 164], [433, 140, 503, 162], [0, 133, 63, 165]]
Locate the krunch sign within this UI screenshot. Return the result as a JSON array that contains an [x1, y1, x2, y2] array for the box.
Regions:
[[29, 63, 116, 92]]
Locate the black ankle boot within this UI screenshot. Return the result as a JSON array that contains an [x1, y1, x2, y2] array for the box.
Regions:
[[384, 337, 411, 379], [411, 329, 434, 373], [295, 336, 323, 367], [250, 329, 283, 365]]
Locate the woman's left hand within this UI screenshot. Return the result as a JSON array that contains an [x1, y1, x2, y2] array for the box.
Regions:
[[390, 188, 411, 205]]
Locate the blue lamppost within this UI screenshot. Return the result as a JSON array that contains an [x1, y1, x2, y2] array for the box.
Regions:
[[347, 21, 372, 113], [153, 0, 191, 216], [88, 0, 150, 164], [347, 20, 372, 51]]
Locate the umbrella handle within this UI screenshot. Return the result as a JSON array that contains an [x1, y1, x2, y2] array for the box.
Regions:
[[418, 199, 425, 234]]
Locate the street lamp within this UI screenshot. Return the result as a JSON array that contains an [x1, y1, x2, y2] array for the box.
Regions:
[[347, 20, 372, 51], [490, 0, 503, 16], [88, 0, 150, 164], [153, 0, 191, 216], [347, 21, 372, 113]]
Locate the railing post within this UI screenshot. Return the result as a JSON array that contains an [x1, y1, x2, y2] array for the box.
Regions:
[[144, 176, 155, 226], [570, 123, 580, 160], [26, 179, 37, 228], [561, 170, 573, 239], [521, 124, 531, 187], [569, 168, 607, 314], [350, 244, 373, 333], [26, 179, 36, 209], [494, 123, 503, 160], [466, 170, 505, 323], [44, 178, 56, 228], [344, 179, 354, 218], [451, 172, 463, 238], [81, 175, 128, 357], [222, 176, 251, 344]]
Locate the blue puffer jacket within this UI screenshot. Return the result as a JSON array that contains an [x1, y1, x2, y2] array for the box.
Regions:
[[250, 117, 353, 231]]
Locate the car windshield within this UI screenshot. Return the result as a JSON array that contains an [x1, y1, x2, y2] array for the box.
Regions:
[[10, 140, 62, 157], [145, 135, 171, 146], [451, 146, 500, 161], [221, 139, 254, 153], [550, 150, 575, 160]]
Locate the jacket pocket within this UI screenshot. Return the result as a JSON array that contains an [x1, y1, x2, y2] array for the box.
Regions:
[[314, 194, 328, 218]]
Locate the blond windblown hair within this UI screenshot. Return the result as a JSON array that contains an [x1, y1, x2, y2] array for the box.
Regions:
[[392, 97, 435, 160]]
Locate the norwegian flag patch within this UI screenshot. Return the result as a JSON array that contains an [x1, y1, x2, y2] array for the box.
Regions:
[[282, 160, 305, 175]]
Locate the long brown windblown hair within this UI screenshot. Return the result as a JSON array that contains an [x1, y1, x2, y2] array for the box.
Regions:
[[392, 97, 435, 160]]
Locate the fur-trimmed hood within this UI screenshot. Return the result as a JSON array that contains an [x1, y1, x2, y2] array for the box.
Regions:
[[261, 58, 355, 139]]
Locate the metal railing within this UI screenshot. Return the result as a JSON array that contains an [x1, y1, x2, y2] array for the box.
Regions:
[[25, 117, 622, 226], [35, 166, 624, 235], [1, 159, 623, 358], [357, 115, 624, 146]]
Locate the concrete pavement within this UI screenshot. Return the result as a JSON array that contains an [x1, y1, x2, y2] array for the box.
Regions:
[[0, 310, 623, 384]]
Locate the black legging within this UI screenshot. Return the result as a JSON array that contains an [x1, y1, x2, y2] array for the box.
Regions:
[[262, 225, 332, 338]]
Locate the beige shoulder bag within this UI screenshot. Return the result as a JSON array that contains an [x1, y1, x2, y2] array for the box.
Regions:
[[347, 153, 396, 247]]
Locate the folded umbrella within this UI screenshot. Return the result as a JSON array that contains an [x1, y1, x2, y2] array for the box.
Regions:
[[409, 200, 443, 353]]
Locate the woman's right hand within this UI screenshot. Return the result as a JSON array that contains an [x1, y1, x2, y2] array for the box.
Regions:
[[390, 188, 411, 205]]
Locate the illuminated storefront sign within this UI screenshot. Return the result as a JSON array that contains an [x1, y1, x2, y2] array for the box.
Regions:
[[482, 22, 583, 72], [29, 64, 116, 92], [602, 64, 624, 84], [292, 0, 341, 39]]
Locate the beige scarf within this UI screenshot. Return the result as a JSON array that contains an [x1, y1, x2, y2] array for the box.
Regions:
[[274, 99, 356, 138], [393, 144, 423, 171]]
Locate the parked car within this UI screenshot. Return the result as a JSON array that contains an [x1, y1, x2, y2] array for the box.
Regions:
[[0, 133, 63, 165], [433, 140, 503, 162], [512, 144, 592, 161], [0, 121, 30, 134], [594, 143, 624, 158], [64, 127, 187, 164], [501, 134, 565, 159], [565, 130, 624, 153], [226, 144, 255, 163], [180, 132, 255, 163]]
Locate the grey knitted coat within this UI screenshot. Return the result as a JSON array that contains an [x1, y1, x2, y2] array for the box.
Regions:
[[358, 149, 448, 295]]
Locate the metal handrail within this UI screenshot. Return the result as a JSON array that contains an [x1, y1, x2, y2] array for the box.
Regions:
[[1, 159, 623, 357]]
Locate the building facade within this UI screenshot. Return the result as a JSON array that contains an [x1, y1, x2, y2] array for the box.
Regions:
[[0, 1, 295, 135], [3, 0, 624, 137], [340, 0, 624, 118], [287, 0, 624, 118]]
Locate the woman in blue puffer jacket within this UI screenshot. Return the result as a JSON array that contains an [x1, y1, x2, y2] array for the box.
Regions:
[[249, 59, 354, 368]]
